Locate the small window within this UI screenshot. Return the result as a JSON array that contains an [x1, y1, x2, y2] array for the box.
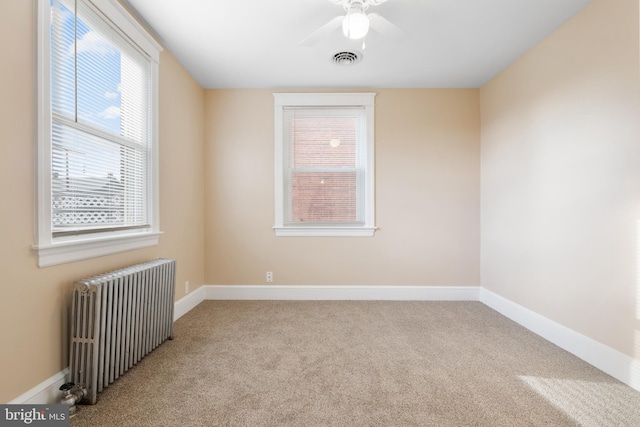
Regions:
[[273, 93, 376, 237], [33, 0, 162, 267]]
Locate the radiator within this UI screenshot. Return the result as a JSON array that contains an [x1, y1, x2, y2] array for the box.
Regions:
[[68, 258, 176, 404]]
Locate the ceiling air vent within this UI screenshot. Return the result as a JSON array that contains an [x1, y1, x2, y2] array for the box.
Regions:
[[331, 51, 362, 66]]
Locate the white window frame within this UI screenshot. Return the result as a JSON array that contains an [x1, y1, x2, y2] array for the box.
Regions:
[[33, 0, 163, 267], [273, 93, 376, 237]]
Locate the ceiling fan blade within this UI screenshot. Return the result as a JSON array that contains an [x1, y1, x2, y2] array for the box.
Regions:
[[368, 13, 410, 44], [301, 15, 344, 46]]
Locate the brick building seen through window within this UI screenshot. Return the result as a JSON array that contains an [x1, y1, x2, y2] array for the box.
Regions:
[[289, 115, 360, 224]]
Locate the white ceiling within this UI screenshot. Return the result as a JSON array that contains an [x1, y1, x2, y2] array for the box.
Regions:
[[123, 0, 592, 89]]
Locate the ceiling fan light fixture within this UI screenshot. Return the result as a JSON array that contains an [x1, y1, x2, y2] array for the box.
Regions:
[[342, 2, 369, 40]]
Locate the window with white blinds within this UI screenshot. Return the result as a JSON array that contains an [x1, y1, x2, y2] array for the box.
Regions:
[[274, 93, 376, 237], [51, 0, 149, 236], [34, 0, 162, 267]]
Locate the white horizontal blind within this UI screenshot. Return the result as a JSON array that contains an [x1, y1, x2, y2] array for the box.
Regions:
[[50, 0, 151, 236], [283, 107, 366, 225]]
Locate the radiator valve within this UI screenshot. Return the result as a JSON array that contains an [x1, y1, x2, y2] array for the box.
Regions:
[[59, 382, 86, 416]]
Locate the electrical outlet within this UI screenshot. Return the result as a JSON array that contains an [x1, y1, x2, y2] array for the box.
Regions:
[[266, 272, 273, 283], [185, 281, 190, 294]]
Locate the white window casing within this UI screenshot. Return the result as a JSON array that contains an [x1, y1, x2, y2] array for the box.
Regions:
[[34, 0, 163, 267], [273, 93, 377, 237]]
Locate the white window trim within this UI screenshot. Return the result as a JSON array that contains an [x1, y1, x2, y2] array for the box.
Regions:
[[33, 0, 163, 267], [273, 93, 377, 237]]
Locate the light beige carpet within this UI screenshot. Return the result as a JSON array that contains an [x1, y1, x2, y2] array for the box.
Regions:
[[70, 301, 640, 426]]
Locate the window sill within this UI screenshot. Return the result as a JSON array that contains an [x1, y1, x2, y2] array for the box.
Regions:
[[32, 231, 163, 267], [274, 226, 376, 237]]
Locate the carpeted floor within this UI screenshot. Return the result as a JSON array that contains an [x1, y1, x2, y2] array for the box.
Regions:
[[70, 301, 640, 426]]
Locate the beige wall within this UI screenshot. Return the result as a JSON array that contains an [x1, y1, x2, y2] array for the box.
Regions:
[[204, 89, 480, 286], [480, 0, 640, 358], [0, 0, 205, 403]]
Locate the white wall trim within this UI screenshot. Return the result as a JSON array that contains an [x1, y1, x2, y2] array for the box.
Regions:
[[174, 285, 206, 321], [32, 232, 162, 268], [8, 368, 69, 405], [34, 0, 162, 269], [480, 288, 640, 392], [273, 226, 377, 237], [204, 285, 481, 301], [273, 93, 377, 237]]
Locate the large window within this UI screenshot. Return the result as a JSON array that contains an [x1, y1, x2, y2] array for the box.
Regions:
[[274, 93, 376, 237], [34, 0, 162, 267]]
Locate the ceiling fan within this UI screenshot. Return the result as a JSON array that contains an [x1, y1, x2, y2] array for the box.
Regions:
[[301, 0, 409, 47]]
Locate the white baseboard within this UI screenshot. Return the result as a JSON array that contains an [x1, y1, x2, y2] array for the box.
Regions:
[[8, 368, 69, 405], [204, 285, 481, 301], [174, 285, 206, 321], [480, 288, 640, 392]]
